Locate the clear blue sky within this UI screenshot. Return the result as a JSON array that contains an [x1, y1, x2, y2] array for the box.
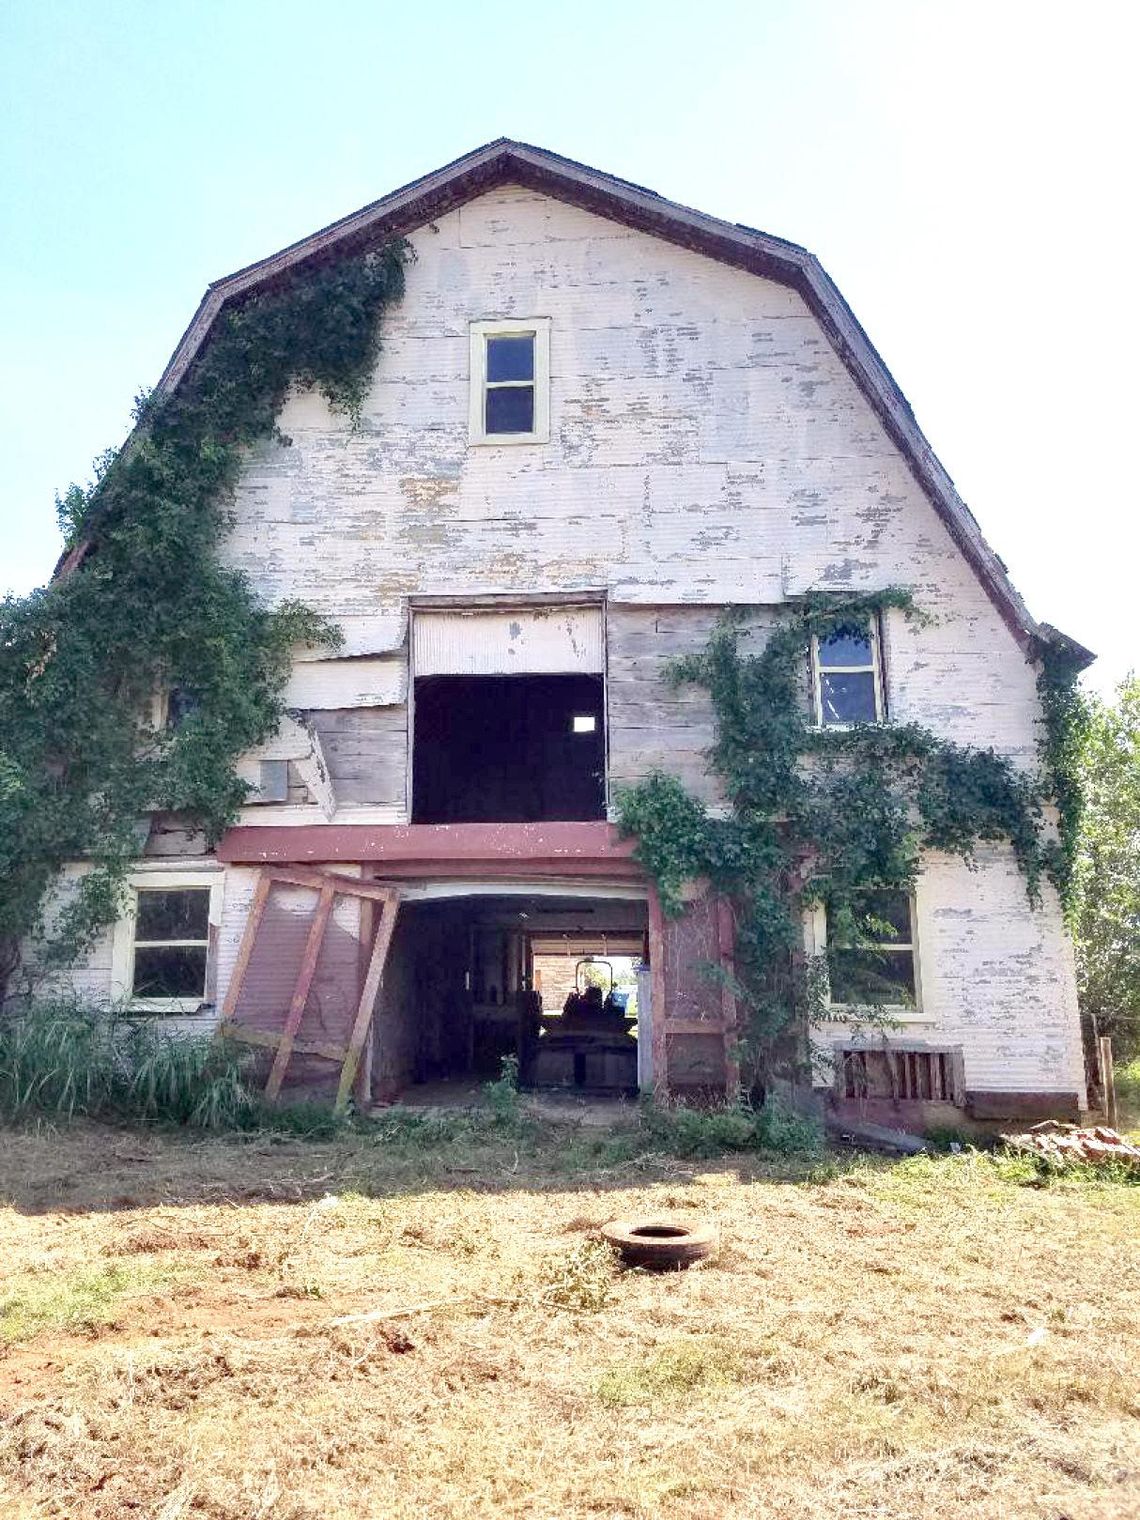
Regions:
[[2, 0, 1135, 694]]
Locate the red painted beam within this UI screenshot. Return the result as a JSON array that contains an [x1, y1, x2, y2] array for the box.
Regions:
[[217, 820, 643, 871]]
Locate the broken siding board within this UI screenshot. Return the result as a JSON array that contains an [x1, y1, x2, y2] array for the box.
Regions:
[[292, 612, 406, 660], [284, 658, 406, 710], [309, 708, 408, 808]]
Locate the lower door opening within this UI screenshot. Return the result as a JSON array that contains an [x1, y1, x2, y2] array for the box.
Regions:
[[369, 890, 649, 1105]]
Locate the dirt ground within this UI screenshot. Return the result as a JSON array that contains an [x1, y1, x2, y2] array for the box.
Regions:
[[1, 1118, 1138, 1520]]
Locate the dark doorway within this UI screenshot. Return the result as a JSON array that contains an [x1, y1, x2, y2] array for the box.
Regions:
[[370, 892, 647, 1102], [412, 674, 606, 824]]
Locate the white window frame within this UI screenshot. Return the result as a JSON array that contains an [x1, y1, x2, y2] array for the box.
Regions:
[[469, 317, 551, 446], [810, 617, 885, 728], [110, 871, 224, 1014], [809, 891, 925, 1019]]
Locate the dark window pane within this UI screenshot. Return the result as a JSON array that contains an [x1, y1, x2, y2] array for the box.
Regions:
[[830, 948, 915, 1005], [167, 688, 202, 729], [818, 628, 872, 667], [133, 945, 207, 999], [136, 889, 209, 942], [820, 670, 877, 724], [486, 385, 535, 435], [486, 334, 534, 382], [856, 892, 912, 943]]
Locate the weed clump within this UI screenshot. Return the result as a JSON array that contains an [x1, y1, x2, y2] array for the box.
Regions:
[[596, 1337, 743, 1406], [638, 1094, 823, 1158], [0, 999, 256, 1128]]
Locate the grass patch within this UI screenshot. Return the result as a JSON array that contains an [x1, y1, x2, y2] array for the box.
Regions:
[[0, 1261, 172, 1344], [0, 1000, 257, 1128], [597, 1337, 745, 1407]]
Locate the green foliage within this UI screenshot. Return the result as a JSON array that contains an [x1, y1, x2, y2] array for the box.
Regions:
[[1073, 677, 1140, 1059], [618, 592, 1077, 1087], [482, 1052, 527, 1129], [0, 1000, 257, 1127], [637, 1093, 823, 1157], [0, 241, 410, 984], [1037, 639, 1093, 910]]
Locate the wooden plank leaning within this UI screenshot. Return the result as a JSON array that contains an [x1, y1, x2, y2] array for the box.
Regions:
[[264, 881, 337, 1101], [336, 890, 400, 1112], [218, 869, 271, 1032]]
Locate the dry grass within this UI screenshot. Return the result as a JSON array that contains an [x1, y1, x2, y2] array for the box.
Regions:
[[0, 1121, 1138, 1519]]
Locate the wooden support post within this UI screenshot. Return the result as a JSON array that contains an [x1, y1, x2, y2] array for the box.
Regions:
[[336, 891, 400, 1112], [219, 870, 271, 1024], [647, 886, 668, 1097], [265, 882, 336, 1102], [355, 873, 376, 1109], [1099, 1035, 1118, 1128], [716, 896, 739, 1102]]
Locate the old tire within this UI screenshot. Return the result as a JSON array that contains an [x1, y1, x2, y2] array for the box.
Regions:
[[601, 1218, 718, 1271]]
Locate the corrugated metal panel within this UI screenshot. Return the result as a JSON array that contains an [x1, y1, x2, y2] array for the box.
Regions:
[[284, 657, 406, 710], [413, 607, 604, 676]]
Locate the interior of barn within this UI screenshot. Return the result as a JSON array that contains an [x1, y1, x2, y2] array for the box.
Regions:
[[369, 890, 649, 1103]]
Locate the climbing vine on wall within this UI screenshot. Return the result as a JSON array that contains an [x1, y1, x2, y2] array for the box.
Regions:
[[0, 241, 411, 994], [616, 591, 1087, 1088]]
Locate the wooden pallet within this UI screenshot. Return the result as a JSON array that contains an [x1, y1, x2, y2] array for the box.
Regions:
[[218, 865, 400, 1111]]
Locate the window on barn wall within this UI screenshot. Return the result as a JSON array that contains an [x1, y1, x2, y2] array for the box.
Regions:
[[811, 620, 884, 726], [111, 874, 224, 1014], [469, 318, 551, 445], [131, 888, 210, 1002], [826, 891, 917, 1008]]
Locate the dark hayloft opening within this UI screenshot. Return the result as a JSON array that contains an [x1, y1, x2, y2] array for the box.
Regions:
[[412, 674, 605, 824]]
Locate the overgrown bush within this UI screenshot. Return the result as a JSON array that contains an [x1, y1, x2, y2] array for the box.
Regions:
[[637, 1093, 823, 1158], [0, 1000, 257, 1129]]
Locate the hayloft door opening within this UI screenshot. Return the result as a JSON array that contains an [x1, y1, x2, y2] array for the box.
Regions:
[[412, 674, 606, 824]]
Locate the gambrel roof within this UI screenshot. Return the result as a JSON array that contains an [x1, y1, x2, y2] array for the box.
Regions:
[[136, 141, 1092, 663]]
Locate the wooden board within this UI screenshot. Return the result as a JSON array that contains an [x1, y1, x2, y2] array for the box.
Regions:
[[219, 866, 401, 1107]]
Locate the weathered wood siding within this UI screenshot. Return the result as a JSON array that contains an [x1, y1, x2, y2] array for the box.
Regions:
[[813, 844, 1085, 1101], [220, 182, 1041, 773]]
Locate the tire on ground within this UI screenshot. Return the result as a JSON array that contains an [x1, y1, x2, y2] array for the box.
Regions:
[[601, 1218, 718, 1270]]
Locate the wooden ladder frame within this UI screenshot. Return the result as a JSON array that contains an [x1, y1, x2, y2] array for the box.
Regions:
[[219, 866, 400, 1111]]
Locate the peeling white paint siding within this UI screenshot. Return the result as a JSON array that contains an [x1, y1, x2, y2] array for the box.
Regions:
[[915, 849, 1084, 1098], [221, 181, 1038, 755], [816, 847, 1086, 1102], [413, 606, 604, 675]]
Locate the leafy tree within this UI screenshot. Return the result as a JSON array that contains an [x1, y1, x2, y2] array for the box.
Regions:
[[1075, 676, 1140, 1059]]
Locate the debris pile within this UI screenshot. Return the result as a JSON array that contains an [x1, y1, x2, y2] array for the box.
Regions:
[[1001, 1120, 1140, 1170]]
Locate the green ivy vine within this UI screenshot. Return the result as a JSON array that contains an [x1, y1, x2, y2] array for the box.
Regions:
[[616, 590, 1087, 1088], [0, 240, 411, 995]]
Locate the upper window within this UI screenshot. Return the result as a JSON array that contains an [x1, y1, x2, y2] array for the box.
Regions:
[[827, 891, 916, 1008], [469, 318, 551, 445], [811, 620, 884, 726]]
